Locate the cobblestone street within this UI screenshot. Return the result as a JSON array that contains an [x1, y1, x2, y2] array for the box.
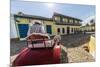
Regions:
[[11, 33, 95, 63]]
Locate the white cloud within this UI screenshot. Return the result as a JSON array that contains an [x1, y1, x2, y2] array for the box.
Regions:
[[81, 15, 95, 26]]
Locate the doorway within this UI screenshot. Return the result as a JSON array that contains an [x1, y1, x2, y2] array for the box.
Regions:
[[67, 27, 70, 34]]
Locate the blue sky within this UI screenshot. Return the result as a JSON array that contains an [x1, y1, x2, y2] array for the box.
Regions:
[[11, 1, 95, 22]]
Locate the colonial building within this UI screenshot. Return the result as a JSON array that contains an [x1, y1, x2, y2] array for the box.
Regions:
[[80, 19, 95, 32], [11, 12, 82, 40]]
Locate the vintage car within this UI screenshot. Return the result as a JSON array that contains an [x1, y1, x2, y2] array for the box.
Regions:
[[12, 21, 61, 66]]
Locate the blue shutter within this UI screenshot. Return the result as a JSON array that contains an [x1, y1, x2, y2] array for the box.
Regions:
[[46, 25, 52, 34], [18, 24, 29, 38]]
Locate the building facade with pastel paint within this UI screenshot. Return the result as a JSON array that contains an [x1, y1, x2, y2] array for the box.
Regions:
[[80, 25, 95, 33], [80, 19, 95, 33], [10, 14, 18, 39], [10, 12, 82, 40]]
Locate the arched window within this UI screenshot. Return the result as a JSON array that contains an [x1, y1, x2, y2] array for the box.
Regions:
[[71, 28, 73, 32], [62, 28, 65, 33]]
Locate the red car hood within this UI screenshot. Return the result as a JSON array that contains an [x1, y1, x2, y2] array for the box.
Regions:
[[12, 45, 61, 66]]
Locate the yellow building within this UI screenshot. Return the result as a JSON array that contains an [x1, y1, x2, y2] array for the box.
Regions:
[[80, 25, 95, 32], [13, 12, 82, 40], [80, 19, 95, 33]]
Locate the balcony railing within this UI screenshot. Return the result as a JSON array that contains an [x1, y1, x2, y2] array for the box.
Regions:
[[55, 21, 81, 26]]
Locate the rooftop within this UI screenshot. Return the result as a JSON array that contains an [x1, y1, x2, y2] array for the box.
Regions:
[[14, 12, 82, 22], [53, 12, 82, 21]]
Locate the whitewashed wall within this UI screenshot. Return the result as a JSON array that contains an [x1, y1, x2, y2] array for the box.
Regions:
[[10, 14, 18, 38]]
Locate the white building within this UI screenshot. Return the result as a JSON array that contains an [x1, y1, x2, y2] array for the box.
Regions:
[[10, 14, 18, 39]]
